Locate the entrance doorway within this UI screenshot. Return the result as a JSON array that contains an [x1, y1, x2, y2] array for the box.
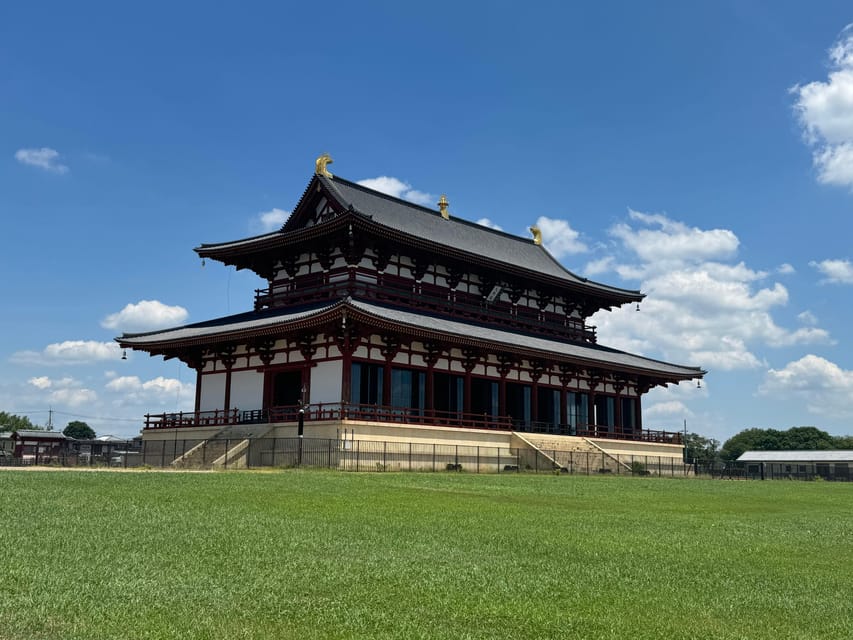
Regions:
[[266, 369, 304, 419]]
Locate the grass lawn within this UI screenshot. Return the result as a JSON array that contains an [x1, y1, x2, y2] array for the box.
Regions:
[[0, 470, 850, 639]]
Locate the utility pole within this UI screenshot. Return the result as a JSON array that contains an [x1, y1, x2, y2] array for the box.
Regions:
[[46, 408, 54, 431]]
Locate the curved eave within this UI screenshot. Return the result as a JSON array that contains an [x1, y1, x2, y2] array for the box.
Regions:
[[116, 302, 344, 354], [118, 299, 703, 385], [343, 301, 702, 383], [195, 211, 643, 306]]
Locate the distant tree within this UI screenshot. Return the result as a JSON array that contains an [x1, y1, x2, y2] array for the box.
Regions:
[[721, 426, 842, 461], [778, 426, 837, 451], [833, 435, 853, 449], [720, 428, 784, 462], [63, 421, 96, 440], [0, 412, 36, 432], [683, 432, 721, 465]]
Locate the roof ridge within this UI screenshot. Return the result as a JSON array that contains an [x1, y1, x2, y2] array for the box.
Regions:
[[327, 174, 641, 297]]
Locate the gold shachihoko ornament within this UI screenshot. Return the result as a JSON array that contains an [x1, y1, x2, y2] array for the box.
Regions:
[[315, 153, 333, 178]]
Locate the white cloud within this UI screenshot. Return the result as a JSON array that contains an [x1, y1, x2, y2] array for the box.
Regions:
[[26, 375, 97, 408], [759, 355, 853, 418], [105, 375, 195, 406], [357, 176, 434, 206], [583, 256, 615, 276], [49, 387, 97, 407], [253, 208, 290, 233], [643, 400, 693, 419], [792, 25, 853, 187], [590, 210, 832, 373], [611, 210, 739, 265], [777, 263, 795, 275], [798, 310, 818, 325], [476, 218, 504, 231], [810, 258, 853, 284], [28, 376, 52, 389], [101, 300, 189, 332], [15, 147, 69, 174], [11, 340, 122, 365], [534, 216, 588, 259]]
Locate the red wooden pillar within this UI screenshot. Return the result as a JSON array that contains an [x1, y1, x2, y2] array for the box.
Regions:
[[383, 361, 392, 407], [461, 348, 479, 416], [425, 366, 434, 415], [223, 368, 232, 413], [464, 372, 472, 414], [194, 367, 203, 415], [341, 350, 353, 406], [423, 341, 441, 419], [497, 354, 514, 427]]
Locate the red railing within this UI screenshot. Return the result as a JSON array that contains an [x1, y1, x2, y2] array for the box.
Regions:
[[254, 273, 597, 344], [143, 403, 681, 444], [144, 409, 241, 430]]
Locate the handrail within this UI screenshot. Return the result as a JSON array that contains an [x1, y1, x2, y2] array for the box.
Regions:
[[254, 276, 597, 343], [143, 403, 682, 444]]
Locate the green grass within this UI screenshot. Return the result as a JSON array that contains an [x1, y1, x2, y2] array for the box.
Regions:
[[0, 470, 850, 639]]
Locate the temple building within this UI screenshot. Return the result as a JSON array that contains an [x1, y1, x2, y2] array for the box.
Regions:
[[118, 155, 704, 468]]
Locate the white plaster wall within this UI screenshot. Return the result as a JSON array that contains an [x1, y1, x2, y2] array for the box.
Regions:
[[311, 360, 343, 404], [230, 370, 264, 412], [199, 373, 227, 411]]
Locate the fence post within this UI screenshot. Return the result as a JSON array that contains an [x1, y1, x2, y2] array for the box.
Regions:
[[497, 448, 501, 473], [477, 446, 480, 474], [432, 443, 436, 472], [328, 438, 332, 469], [356, 439, 360, 472], [383, 441, 387, 471], [409, 442, 412, 472]]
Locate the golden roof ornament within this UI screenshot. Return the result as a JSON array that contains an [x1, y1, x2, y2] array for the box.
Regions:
[[438, 194, 450, 220], [315, 153, 334, 178], [529, 225, 542, 245]]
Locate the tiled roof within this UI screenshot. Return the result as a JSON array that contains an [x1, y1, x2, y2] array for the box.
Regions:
[[737, 450, 853, 463], [198, 173, 642, 301], [349, 300, 702, 378], [118, 302, 338, 346], [119, 298, 703, 380], [12, 430, 68, 439], [322, 177, 631, 292]]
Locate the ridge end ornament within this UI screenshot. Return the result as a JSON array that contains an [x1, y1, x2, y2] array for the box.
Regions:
[[529, 225, 542, 245], [315, 153, 334, 178], [438, 194, 450, 220]]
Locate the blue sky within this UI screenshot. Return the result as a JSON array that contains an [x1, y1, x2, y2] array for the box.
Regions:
[[2, 1, 853, 441]]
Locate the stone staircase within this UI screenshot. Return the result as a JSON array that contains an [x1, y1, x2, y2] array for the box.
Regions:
[[513, 433, 628, 474], [171, 424, 274, 469]]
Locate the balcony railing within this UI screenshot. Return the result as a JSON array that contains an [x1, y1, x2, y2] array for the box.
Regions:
[[143, 403, 682, 445], [254, 273, 597, 343]]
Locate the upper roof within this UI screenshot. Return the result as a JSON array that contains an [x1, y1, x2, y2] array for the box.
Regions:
[[196, 170, 643, 303], [737, 450, 853, 463], [12, 430, 69, 440], [119, 298, 703, 381]]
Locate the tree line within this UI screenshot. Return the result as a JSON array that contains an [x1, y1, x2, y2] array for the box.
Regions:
[[686, 426, 853, 465]]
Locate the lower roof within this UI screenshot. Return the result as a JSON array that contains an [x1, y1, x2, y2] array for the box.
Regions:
[[737, 451, 853, 463], [118, 298, 704, 381]]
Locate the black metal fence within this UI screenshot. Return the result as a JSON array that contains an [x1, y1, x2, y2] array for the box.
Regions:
[[1, 436, 691, 476], [2, 437, 849, 481], [691, 461, 852, 482]]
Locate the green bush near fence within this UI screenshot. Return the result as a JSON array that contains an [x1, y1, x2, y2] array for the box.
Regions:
[[0, 470, 850, 639]]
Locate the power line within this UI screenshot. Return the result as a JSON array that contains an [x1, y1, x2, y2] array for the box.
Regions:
[[6, 409, 142, 423]]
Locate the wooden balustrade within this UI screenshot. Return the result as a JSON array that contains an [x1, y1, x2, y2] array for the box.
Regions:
[[142, 403, 681, 444]]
